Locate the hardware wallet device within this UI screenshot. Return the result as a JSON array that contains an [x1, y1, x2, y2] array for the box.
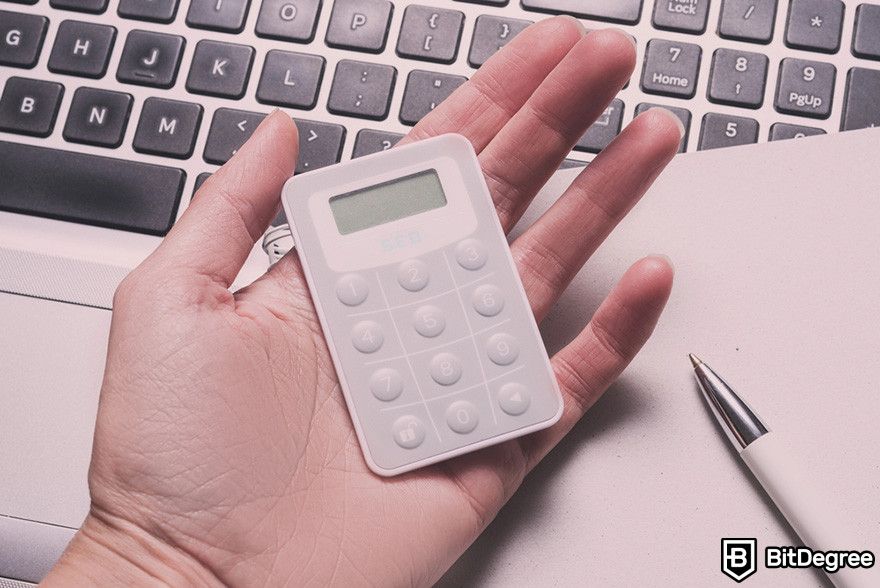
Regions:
[[281, 134, 562, 476]]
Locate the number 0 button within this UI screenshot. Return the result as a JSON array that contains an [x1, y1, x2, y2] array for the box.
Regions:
[[445, 400, 479, 434], [351, 320, 384, 353], [430, 352, 462, 386], [472, 284, 504, 317], [455, 238, 487, 270], [397, 259, 429, 291], [336, 273, 369, 306]]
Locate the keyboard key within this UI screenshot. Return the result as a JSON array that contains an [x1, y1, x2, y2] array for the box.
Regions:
[[133, 97, 202, 158], [255, 0, 321, 42], [698, 113, 758, 150], [455, 0, 508, 4], [396, 5, 464, 64], [118, 0, 179, 23], [193, 172, 212, 194], [186, 0, 250, 32], [50, 0, 108, 14], [718, 0, 777, 44], [785, 0, 844, 54], [116, 30, 184, 89], [325, 0, 392, 53], [47, 20, 116, 79], [635, 102, 691, 152], [256, 49, 325, 109], [641, 39, 701, 98], [574, 98, 624, 153], [0, 140, 184, 235], [63, 87, 133, 148], [521, 0, 642, 24], [840, 67, 880, 130], [468, 15, 531, 68], [326, 59, 396, 120], [707, 48, 768, 108], [293, 118, 345, 173], [0, 77, 64, 137], [652, 0, 710, 34], [558, 158, 585, 170], [352, 129, 403, 158], [774, 58, 835, 119], [852, 4, 880, 61], [203, 108, 265, 164], [0, 11, 48, 68], [768, 122, 825, 141], [399, 70, 467, 125], [1, 0, 39, 4], [186, 40, 254, 99]]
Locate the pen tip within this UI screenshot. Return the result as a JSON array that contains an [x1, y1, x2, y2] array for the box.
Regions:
[[688, 353, 702, 368]]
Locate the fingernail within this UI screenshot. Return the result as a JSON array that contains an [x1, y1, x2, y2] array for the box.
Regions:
[[650, 254, 675, 273], [647, 107, 686, 140]]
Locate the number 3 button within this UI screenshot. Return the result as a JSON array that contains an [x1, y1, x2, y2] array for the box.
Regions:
[[455, 238, 487, 270]]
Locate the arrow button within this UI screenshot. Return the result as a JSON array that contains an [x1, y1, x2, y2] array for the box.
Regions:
[[293, 118, 345, 174], [203, 107, 267, 165]]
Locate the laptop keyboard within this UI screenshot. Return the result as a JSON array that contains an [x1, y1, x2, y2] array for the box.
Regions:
[[0, 0, 879, 237]]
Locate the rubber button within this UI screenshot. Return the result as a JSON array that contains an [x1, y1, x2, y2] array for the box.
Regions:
[[445, 400, 479, 434], [498, 382, 530, 416], [413, 305, 446, 338], [455, 238, 487, 270], [430, 352, 462, 386], [336, 273, 369, 306], [487, 333, 519, 366], [392, 415, 426, 449], [472, 284, 504, 317], [397, 258, 429, 292], [351, 320, 384, 353], [370, 367, 403, 401]]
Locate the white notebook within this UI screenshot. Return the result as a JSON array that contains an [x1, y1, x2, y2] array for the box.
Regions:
[[442, 128, 880, 586]]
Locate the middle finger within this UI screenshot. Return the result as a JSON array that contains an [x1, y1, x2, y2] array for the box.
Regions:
[[479, 28, 637, 232]]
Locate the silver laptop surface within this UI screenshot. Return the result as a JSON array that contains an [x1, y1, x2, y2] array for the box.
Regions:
[[2, 0, 879, 582]]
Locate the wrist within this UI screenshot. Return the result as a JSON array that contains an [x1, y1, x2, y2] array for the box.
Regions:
[[43, 509, 223, 587]]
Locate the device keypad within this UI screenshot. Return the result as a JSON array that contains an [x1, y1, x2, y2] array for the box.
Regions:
[[309, 229, 560, 472]]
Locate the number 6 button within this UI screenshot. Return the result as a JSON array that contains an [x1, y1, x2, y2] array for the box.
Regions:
[[472, 284, 503, 317]]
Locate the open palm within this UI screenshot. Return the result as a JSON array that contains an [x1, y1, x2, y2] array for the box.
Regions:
[[46, 18, 682, 587]]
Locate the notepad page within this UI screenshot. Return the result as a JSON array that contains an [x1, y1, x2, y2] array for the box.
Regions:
[[442, 128, 880, 587]]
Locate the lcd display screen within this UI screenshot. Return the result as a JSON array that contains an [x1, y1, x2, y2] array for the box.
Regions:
[[329, 169, 447, 235]]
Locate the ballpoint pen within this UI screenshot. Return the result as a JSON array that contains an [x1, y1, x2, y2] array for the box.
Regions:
[[690, 354, 876, 588]]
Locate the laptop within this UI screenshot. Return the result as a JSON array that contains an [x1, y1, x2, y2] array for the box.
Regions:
[[1, 0, 878, 583]]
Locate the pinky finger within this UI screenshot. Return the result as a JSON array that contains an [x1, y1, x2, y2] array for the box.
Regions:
[[520, 255, 674, 470]]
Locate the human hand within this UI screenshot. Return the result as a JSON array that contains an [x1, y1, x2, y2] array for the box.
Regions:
[[45, 18, 683, 587]]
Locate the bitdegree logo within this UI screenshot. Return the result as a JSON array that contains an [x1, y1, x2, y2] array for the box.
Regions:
[[766, 546, 875, 574]]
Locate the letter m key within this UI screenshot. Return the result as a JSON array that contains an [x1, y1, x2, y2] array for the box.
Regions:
[[721, 538, 757, 582]]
